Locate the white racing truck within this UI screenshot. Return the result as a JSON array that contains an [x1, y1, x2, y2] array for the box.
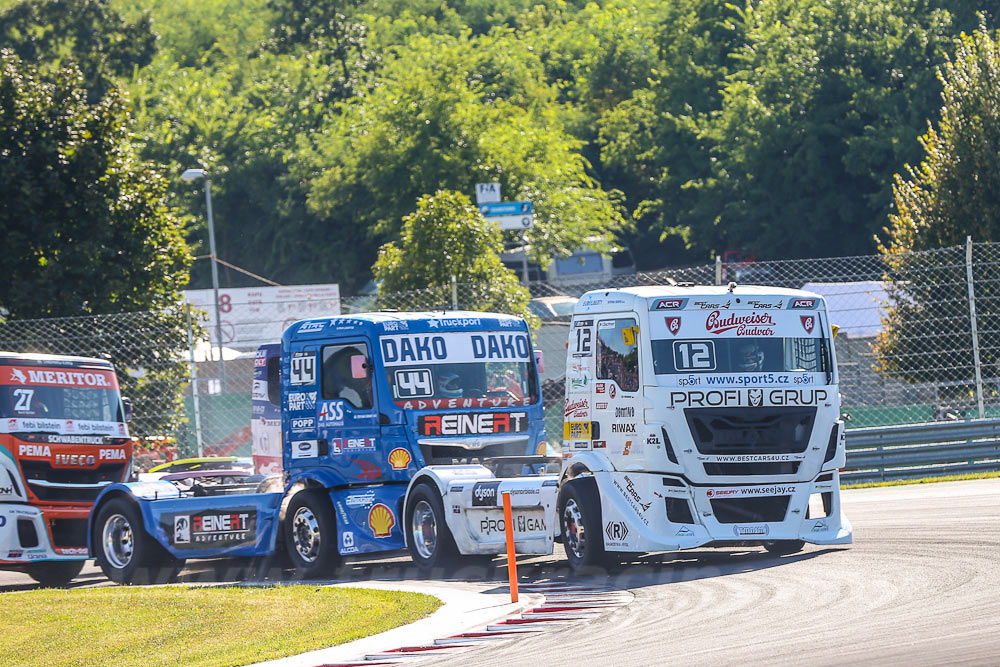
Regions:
[[551, 284, 853, 568]]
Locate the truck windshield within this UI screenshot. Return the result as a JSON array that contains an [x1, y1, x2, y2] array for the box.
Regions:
[[381, 331, 539, 408], [0, 365, 124, 429], [650, 337, 830, 375], [1, 385, 123, 422]]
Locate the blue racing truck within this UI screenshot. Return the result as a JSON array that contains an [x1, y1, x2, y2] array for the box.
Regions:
[[89, 312, 559, 583]]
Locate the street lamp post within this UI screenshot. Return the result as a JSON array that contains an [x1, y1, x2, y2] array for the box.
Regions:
[[182, 168, 227, 392]]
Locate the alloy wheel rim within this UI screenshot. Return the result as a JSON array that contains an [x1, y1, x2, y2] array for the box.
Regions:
[[411, 500, 438, 560], [102, 514, 134, 569], [292, 506, 321, 563]]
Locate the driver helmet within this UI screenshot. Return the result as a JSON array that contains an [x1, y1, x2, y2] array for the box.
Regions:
[[737, 341, 765, 372], [438, 373, 463, 398]]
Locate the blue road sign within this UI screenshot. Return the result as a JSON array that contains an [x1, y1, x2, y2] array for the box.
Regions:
[[479, 201, 533, 217]]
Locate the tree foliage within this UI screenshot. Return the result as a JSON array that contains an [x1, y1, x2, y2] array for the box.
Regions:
[[373, 190, 536, 325], [305, 30, 624, 275], [0, 50, 193, 433], [0, 0, 157, 102], [882, 23, 1000, 253], [874, 23, 1000, 393]]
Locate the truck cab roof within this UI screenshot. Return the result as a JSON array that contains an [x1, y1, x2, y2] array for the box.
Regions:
[[284, 310, 529, 344], [574, 284, 827, 315], [0, 351, 115, 368]]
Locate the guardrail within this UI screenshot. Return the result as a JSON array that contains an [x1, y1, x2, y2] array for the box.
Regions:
[[844, 419, 1000, 483]]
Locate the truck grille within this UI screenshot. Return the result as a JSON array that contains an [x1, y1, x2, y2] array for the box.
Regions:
[[19, 460, 127, 502], [710, 496, 791, 523], [50, 518, 89, 548], [421, 441, 529, 466], [703, 462, 801, 476], [685, 407, 815, 455]]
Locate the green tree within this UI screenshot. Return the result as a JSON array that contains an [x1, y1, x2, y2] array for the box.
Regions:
[[0, 0, 157, 102], [306, 31, 623, 278], [692, 0, 956, 259], [0, 51, 192, 434], [874, 23, 1000, 398], [373, 190, 536, 326]]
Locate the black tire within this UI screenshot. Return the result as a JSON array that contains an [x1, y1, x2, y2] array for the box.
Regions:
[[284, 489, 341, 578], [25, 560, 85, 587], [558, 477, 612, 572], [93, 497, 184, 585], [405, 483, 461, 572], [763, 539, 805, 555]]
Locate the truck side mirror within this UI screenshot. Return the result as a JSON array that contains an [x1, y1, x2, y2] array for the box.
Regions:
[[122, 397, 133, 423], [534, 350, 545, 374], [350, 354, 369, 379]]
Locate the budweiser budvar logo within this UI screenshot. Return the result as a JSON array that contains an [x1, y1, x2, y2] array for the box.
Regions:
[[705, 310, 775, 336]]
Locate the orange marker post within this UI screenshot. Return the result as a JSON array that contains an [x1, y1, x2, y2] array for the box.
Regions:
[[502, 491, 519, 603]]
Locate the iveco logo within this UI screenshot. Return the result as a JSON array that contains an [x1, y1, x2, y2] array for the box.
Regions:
[[54, 454, 96, 467]]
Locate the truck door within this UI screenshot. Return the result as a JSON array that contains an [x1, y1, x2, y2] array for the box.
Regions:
[[295, 341, 383, 482], [593, 317, 642, 466]]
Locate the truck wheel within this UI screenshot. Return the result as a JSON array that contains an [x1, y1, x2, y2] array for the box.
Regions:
[[405, 483, 459, 571], [558, 477, 611, 571], [285, 489, 341, 578], [763, 540, 805, 555], [25, 560, 85, 587], [94, 498, 184, 585]]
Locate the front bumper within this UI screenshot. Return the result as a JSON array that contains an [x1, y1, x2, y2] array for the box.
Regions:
[[0, 504, 89, 564], [594, 470, 853, 552]]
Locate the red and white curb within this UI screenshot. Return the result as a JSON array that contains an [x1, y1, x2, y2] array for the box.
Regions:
[[315, 582, 633, 666]]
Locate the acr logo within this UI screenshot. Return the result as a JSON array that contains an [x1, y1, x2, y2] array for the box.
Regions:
[[651, 298, 687, 310], [790, 298, 817, 309], [605, 521, 629, 542], [297, 321, 326, 333]]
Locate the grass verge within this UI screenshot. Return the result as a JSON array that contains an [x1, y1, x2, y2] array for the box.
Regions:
[[0, 584, 440, 667], [844, 470, 1000, 489]]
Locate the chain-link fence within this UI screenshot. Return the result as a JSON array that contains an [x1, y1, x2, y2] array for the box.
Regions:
[[2, 240, 995, 461]]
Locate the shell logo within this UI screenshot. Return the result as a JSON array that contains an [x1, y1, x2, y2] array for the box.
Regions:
[[368, 503, 396, 538], [388, 447, 412, 470]]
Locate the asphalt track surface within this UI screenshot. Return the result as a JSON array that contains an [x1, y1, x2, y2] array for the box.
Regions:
[[2, 478, 998, 666]]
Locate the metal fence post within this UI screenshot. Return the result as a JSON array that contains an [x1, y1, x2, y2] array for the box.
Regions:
[[966, 236, 985, 419], [715, 255, 722, 285], [185, 304, 205, 456], [451, 275, 458, 310]]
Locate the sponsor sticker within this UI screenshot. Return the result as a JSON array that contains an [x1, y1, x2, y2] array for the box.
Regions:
[[291, 440, 318, 459], [706, 310, 775, 336], [472, 481, 500, 507], [297, 321, 326, 333], [605, 521, 629, 545], [387, 447, 412, 470], [167, 509, 256, 549], [368, 503, 396, 538], [418, 412, 528, 436], [650, 298, 687, 310], [563, 421, 592, 440]]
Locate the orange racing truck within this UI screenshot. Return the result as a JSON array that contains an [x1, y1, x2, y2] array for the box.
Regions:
[[0, 353, 131, 585]]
